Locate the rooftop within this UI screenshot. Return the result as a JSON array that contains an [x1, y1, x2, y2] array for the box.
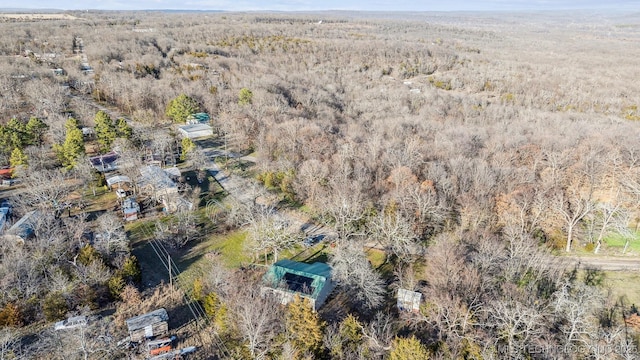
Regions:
[[125, 308, 168, 332], [138, 166, 178, 192], [262, 260, 332, 300], [89, 151, 119, 165], [186, 112, 210, 124]]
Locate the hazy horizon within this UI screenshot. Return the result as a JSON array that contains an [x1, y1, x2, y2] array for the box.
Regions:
[[1, 0, 640, 12]]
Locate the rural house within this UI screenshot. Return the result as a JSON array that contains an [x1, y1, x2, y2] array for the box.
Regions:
[[3, 210, 38, 243], [89, 151, 119, 172], [137, 166, 183, 212], [261, 259, 335, 311]]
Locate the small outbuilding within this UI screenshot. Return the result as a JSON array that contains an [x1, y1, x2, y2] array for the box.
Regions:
[[122, 197, 140, 221], [106, 175, 131, 189], [177, 123, 213, 139], [397, 289, 422, 313], [0, 202, 11, 233], [262, 259, 335, 311], [125, 308, 169, 342]]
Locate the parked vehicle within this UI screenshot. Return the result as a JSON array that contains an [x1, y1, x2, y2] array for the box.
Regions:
[[54, 315, 88, 330], [303, 234, 325, 247]]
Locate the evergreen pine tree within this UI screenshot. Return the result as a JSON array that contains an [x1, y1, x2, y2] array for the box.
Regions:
[[389, 336, 429, 360], [115, 118, 132, 139], [26, 116, 48, 145], [285, 296, 324, 353], [181, 137, 195, 160], [9, 147, 27, 168], [54, 118, 85, 170], [94, 110, 117, 153], [166, 94, 200, 123]]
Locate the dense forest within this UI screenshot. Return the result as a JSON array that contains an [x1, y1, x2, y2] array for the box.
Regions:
[[0, 9, 639, 359]]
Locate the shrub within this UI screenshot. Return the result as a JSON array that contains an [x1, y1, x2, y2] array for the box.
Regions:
[[108, 275, 126, 300], [203, 292, 227, 331], [389, 336, 429, 360], [42, 292, 68, 322], [0, 303, 22, 327], [77, 244, 102, 266], [238, 88, 253, 105], [121, 256, 142, 284]]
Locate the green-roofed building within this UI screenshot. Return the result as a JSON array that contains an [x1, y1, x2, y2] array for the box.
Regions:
[[186, 112, 210, 125], [262, 259, 335, 310]]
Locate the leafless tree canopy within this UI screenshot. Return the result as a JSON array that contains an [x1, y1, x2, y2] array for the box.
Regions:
[[1, 9, 640, 359]]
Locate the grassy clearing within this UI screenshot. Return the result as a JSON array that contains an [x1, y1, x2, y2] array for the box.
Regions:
[[367, 248, 387, 268], [293, 243, 331, 264], [603, 271, 640, 307], [187, 230, 251, 269], [603, 232, 640, 255], [176, 230, 252, 294], [366, 248, 395, 278]]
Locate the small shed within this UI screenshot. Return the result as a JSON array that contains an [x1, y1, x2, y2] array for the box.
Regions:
[[397, 289, 422, 313], [81, 127, 94, 138], [125, 308, 169, 342], [0, 202, 11, 233], [0, 168, 13, 180], [177, 124, 213, 139], [122, 197, 140, 221]]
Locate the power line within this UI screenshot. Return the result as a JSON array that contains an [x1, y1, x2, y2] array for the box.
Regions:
[[133, 221, 229, 357]]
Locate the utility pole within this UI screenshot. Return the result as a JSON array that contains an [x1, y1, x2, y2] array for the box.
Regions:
[[168, 253, 173, 292]]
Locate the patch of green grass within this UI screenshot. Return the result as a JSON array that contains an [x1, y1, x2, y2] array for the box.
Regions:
[[295, 244, 331, 264], [202, 230, 251, 268], [366, 248, 394, 278], [603, 231, 640, 254], [82, 186, 117, 212], [604, 271, 640, 308], [125, 220, 156, 244], [366, 248, 386, 268]]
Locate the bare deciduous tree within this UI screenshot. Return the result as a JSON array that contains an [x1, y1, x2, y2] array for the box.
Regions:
[[329, 242, 386, 310], [369, 211, 421, 263], [0, 328, 20, 360], [95, 212, 128, 256], [227, 284, 284, 359], [487, 299, 545, 358]]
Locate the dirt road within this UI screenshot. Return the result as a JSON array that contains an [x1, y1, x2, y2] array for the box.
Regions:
[[559, 256, 640, 271]]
